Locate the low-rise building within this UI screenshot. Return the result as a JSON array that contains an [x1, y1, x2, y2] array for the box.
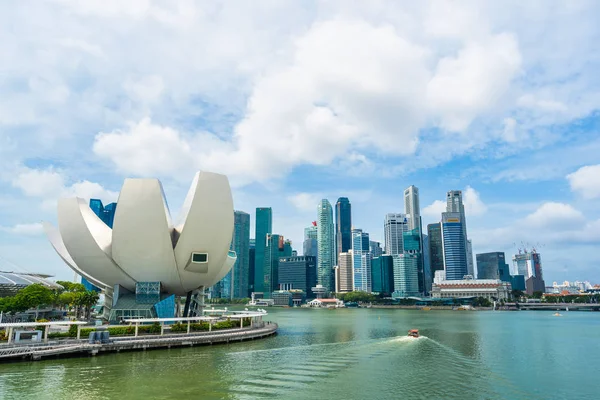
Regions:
[[431, 277, 511, 300], [307, 298, 344, 308]]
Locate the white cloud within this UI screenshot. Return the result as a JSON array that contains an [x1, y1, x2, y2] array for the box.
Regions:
[[11, 167, 117, 208], [1, 223, 44, 236], [287, 193, 323, 213], [523, 202, 585, 229], [422, 200, 446, 218], [463, 186, 487, 216], [567, 165, 600, 199]]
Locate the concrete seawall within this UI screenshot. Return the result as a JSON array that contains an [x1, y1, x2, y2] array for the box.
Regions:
[[0, 323, 278, 362]]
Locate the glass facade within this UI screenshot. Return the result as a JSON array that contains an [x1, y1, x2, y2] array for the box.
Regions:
[[371, 255, 394, 295], [248, 240, 255, 297], [154, 294, 175, 319], [263, 234, 293, 297], [427, 223, 444, 276], [135, 282, 161, 304], [476, 252, 510, 281], [384, 213, 409, 255], [254, 208, 272, 293], [335, 197, 352, 264], [441, 213, 467, 280], [352, 229, 371, 292], [392, 254, 420, 297], [278, 256, 317, 297], [317, 199, 335, 292], [222, 211, 250, 299], [89, 199, 117, 228]]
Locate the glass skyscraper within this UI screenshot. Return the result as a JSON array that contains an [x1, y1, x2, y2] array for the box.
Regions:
[[248, 239, 255, 297], [476, 252, 510, 281], [352, 229, 371, 292], [231, 211, 250, 298], [317, 199, 335, 292], [369, 241, 383, 258], [392, 254, 420, 297], [264, 234, 293, 297], [427, 223, 444, 276], [446, 190, 472, 276], [335, 197, 352, 264], [371, 255, 394, 295], [278, 256, 317, 297], [303, 223, 318, 262], [384, 213, 409, 255], [254, 207, 272, 294], [441, 212, 467, 280]]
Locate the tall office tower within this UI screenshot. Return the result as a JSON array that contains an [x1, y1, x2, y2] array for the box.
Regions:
[[422, 234, 432, 294], [254, 207, 272, 294], [371, 255, 394, 295], [466, 239, 474, 277], [404, 185, 421, 231], [264, 234, 292, 297], [441, 212, 467, 280], [370, 241, 383, 259], [248, 239, 255, 297], [392, 254, 420, 296], [336, 251, 354, 293], [317, 199, 335, 291], [446, 190, 472, 276], [278, 255, 317, 297], [427, 223, 444, 278], [303, 222, 318, 261], [403, 228, 425, 294], [231, 211, 250, 298], [335, 197, 352, 264], [476, 252, 510, 281], [384, 213, 409, 255], [352, 229, 371, 292]]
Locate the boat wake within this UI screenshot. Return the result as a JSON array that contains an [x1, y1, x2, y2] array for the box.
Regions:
[[387, 336, 426, 343]]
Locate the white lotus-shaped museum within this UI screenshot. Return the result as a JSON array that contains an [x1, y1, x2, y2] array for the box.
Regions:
[[44, 171, 236, 296]]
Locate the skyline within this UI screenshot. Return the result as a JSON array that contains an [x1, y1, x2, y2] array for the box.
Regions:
[[1, 1, 600, 284]]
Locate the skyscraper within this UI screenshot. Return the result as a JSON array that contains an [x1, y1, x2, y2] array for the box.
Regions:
[[446, 190, 472, 276], [371, 255, 394, 295], [317, 199, 335, 292], [427, 223, 444, 276], [278, 255, 317, 297], [370, 241, 383, 258], [231, 211, 250, 298], [441, 212, 467, 280], [512, 249, 545, 295], [335, 197, 352, 264], [254, 207, 272, 294], [466, 239, 474, 277], [248, 239, 255, 297], [303, 222, 318, 261], [476, 252, 510, 281], [392, 254, 420, 297], [404, 185, 421, 231], [336, 251, 354, 293], [264, 234, 292, 296], [403, 228, 424, 294], [384, 213, 409, 255], [352, 229, 371, 292]]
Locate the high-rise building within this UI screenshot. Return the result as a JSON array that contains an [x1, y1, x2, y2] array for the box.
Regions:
[[422, 234, 431, 294], [403, 228, 425, 294], [371, 255, 394, 295], [248, 239, 255, 297], [254, 207, 272, 294], [384, 213, 409, 255], [392, 254, 420, 297], [303, 222, 318, 261], [476, 252, 511, 281], [512, 250, 545, 295], [278, 256, 317, 297], [336, 251, 354, 293], [231, 211, 250, 298], [370, 241, 383, 259], [264, 234, 292, 297], [352, 229, 371, 292], [466, 239, 474, 278], [427, 223, 444, 277], [441, 212, 467, 280], [404, 185, 421, 231], [446, 190, 472, 276], [335, 197, 352, 264], [317, 199, 335, 292]]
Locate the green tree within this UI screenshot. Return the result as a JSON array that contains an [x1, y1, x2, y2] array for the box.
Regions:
[[532, 291, 543, 299], [511, 290, 524, 300]]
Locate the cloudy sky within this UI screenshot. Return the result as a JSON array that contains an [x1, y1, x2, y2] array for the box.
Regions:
[[1, 0, 599, 284]]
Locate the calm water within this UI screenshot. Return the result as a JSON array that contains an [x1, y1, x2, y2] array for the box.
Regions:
[[1, 308, 599, 399]]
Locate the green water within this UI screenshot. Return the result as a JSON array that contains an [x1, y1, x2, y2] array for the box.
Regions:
[[1, 308, 598, 399]]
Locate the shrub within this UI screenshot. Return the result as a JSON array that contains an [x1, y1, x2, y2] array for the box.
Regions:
[[170, 323, 186, 332], [0, 330, 6, 341], [107, 326, 135, 336], [190, 322, 210, 331], [48, 332, 70, 339], [213, 319, 236, 330]]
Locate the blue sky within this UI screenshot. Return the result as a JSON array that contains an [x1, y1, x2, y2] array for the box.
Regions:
[[1, 1, 600, 284]]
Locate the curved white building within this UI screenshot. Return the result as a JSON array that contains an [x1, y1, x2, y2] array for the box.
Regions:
[[44, 171, 237, 297]]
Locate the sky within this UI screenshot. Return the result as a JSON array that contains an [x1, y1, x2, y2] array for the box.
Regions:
[[1, 0, 599, 285]]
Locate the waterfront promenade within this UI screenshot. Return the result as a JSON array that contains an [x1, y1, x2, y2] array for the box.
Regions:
[[0, 322, 277, 362]]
